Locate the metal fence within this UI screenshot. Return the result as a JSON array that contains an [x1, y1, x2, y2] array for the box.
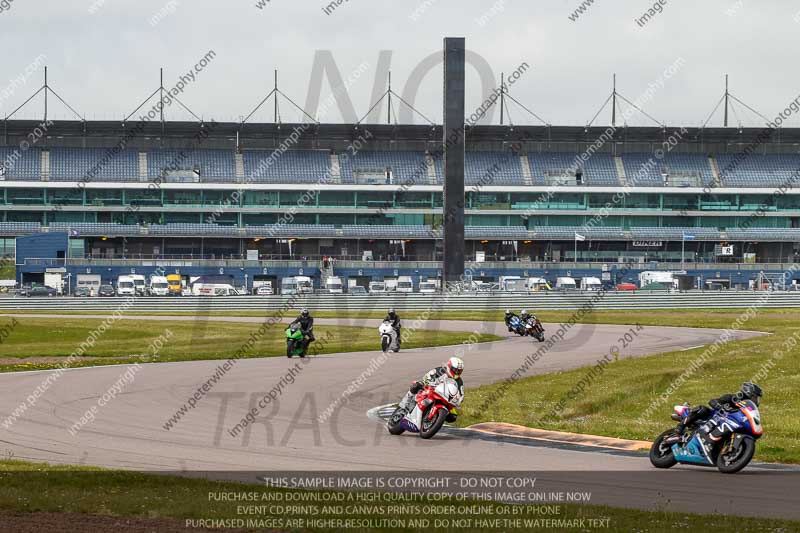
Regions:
[[0, 291, 798, 312]]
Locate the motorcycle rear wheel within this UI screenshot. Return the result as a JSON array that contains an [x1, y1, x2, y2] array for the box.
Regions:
[[419, 408, 448, 439], [387, 408, 406, 435], [649, 430, 678, 468], [716, 437, 755, 474]]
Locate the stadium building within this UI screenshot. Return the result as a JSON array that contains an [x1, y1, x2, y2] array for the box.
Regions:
[[2, 118, 800, 290]]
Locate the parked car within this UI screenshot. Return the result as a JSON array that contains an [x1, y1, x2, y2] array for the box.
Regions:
[[98, 284, 116, 297], [28, 285, 57, 297], [349, 285, 367, 295], [616, 283, 637, 291], [73, 287, 91, 297], [256, 285, 274, 296]]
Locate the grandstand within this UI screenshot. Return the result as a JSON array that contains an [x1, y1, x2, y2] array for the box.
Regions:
[[2, 119, 800, 288]]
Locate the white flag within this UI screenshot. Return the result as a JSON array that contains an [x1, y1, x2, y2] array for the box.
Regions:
[[574, 233, 586, 242]]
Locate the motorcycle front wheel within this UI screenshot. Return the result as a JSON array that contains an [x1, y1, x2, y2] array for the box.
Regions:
[[286, 340, 295, 358], [419, 407, 448, 439], [649, 430, 678, 468], [381, 336, 390, 352], [716, 436, 755, 474]]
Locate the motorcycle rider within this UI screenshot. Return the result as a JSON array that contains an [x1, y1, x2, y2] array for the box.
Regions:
[[384, 308, 401, 345], [520, 309, 534, 323], [292, 308, 315, 349], [397, 356, 464, 422], [504, 309, 519, 331], [670, 382, 763, 445]]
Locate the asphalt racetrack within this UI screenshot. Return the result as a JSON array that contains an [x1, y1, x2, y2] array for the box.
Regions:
[[1, 315, 796, 520]]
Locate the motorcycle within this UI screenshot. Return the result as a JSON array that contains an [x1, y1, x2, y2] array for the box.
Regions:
[[387, 378, 462, 439], [526, 316, 546, 342], [379, 320, 400, 353], [285, 324, 307, 358], [507, 315, 527, 337], [649, 400, 762, 474]]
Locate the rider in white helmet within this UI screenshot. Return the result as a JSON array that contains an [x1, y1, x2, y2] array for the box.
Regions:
[[398, 357, 464, 422]]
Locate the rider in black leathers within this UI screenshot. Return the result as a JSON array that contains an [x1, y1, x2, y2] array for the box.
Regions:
[[670, 382, 763, 447], [292, 308, 315, 349], [385, 308, 401, 345]]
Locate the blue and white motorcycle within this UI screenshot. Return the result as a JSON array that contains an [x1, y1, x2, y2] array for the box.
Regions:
[[507, 315, 526, 337], [649, 400, 762, 474]]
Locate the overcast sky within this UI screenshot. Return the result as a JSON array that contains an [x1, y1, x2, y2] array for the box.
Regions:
[[1, 0, 798, 127]]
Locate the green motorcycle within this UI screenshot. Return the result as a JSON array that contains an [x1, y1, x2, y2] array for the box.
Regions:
[[285, 324, 307, 358]]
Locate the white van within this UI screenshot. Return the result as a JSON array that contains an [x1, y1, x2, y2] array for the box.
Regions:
[[192, 283, 240, 296], [555, 277, 577, 291], [639, 271, 677, 290], [325, 276, 344, 294], [76, 274, 101, 294], [397, 276, 414, 293], [526, 277, 550, 292], [500, 276, 526, 292], [117, 275, 136, 296], [580, 276, 602, 291], [130, 275, 146, 295], [149, 275, 169, 296], [281, 276, 313, 295], [418, 280, 439, 293], [369, 281, 387, 294]]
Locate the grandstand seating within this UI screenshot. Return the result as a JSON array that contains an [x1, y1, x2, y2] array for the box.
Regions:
[[716, 154, 800, 187], [148, 149, 235, 181], [0, 147, 41, 181], [1, 146, 798, 189], [48, 222, 142, 236], [630, 227, 721, 240], [245, 224, 336, 237], [338, 151, 428, 185], [49, 148, 139, 182], [465, 225, 529, 238], [621, 154, 665, 186], [528, 153, 618, 186], [241, 150, 330, 183], [531, 226, 627, 239], [341, 225, 431, 238], [724, 228, 800, 241], [464, 152, 523, 186], [665, 154, 715, 186], [149, 224, 239, 236], [0, 222, 42, 235]]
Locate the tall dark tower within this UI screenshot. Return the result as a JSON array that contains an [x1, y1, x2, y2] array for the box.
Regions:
[[442, 37, 466, 285]]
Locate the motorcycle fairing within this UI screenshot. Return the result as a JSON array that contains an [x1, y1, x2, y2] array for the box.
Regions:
[[672, 434, 714, 465]]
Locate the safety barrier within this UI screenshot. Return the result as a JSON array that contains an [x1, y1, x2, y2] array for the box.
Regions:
[[0, 291, 797, 312]]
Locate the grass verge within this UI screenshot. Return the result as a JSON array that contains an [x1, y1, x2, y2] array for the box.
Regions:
[[0, 460, 796, 532], [457, 308, 800, 464], [0, 316, 500, 373]]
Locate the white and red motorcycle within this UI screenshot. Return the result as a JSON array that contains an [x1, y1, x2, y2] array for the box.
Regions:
[[387, 378, 462, 439]]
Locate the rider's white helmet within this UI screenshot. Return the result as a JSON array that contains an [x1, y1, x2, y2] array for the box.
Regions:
[[446, 356, 464, 379], [521, 309, 527, 314]]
